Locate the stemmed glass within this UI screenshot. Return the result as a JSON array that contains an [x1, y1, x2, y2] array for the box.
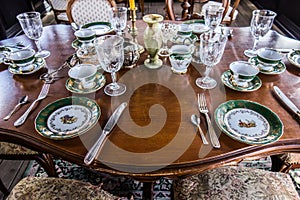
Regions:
[[244, 10, 277, 57], [196, 32, 227, 89], [158, 22, 178, 57], [17, 12, 50, 58], [111, 7, 128, 36], [204, 5, 225, 33], [94, 35, 126, 96]]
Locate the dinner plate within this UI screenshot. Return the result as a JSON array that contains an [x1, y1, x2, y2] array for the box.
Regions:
[[248, 57, 286, 75], [287, 50, 300, 68], [183, 19, 209, 34], [214, 100, 283, 145], [81, 22, 114, 36], [65, 71, 106, 94], [221, 70, 262, 92], [8, 57, 45, 75], [35, 96, 100, 140]]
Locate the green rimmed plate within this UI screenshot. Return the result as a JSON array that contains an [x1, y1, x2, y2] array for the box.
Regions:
[[81, 22, 113, 36], [248, 57, 286, 75], [221, 70, 262, 92], [287, 49, 300, 68], [65, 71, 106, 94], [183, 19, 209, 34], [8, 57, 45, 75], [35, 96, 100, 140], [214, 100, 283, 145]]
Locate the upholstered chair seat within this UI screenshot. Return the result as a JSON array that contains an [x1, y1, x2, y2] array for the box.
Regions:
[[0, 142, 38, 155], [7, 177, 119, 200], [174, 166, 300, 200]]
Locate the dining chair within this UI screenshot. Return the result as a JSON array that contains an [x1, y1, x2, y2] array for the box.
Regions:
[[0, 142, 57, 196], [47, 0, 69, 24], [6, 176, 119, 199], [66, 0, 117, 26], [278, 153, 300, 173], [173, 166, 300, 199], [165, 0, 202, 21]]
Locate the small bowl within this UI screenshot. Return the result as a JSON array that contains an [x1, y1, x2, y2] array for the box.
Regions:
[[5, 49, 35, 67], [257, 48, 282, 66], [74, 29, 96, 43], [229, 61, 259, 88]]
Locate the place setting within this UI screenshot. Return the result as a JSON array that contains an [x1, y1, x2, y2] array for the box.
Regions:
[[221, 61, 262, 92], [287, 49, 300, 68]]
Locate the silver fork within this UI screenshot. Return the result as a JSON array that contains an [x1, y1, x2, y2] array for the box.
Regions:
[[14, 84, 50, 127], [198, 93, 221, 148]]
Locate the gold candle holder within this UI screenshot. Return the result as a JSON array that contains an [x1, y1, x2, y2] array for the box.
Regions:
[[129, 7, 138, 35]]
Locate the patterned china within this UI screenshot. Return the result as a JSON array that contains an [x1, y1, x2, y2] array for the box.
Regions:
[[221, 70, 262, 92], [248, 56, 286, 75], [287, 49, 300, 68], [81, 22, 113, 36], [183, 20, 210, 34], [8, 57, 45, 75]]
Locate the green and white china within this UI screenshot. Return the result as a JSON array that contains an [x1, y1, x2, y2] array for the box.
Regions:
[[8, 57, 45, 75], [287, 49, 300, 68], [221, 70, 262, 92], [214, 100, 283, 145], [35, 96, 100, 140], [229, 61, 259, 88], [65, 71, 106, 94], [248, 56, 286, 75], [81, 22, 113, 36], [183, 19, 209, 34], [257, 48, 282, 66]]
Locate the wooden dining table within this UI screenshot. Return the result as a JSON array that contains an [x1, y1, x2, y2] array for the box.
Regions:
[[0, 21, 300, 199]]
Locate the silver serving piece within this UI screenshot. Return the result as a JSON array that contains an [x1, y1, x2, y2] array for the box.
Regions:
[[84, 102, 127, 165]]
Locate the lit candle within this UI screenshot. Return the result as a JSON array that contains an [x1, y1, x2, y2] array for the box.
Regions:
[[129, 0, 135, 10]]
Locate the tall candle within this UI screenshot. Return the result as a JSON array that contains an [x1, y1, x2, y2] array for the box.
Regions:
[[129, 0, 135, 10]]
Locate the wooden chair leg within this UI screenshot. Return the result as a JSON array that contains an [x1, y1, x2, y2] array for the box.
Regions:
[[143, 181, 154, 200], [0, 178, 9, 196], [34, 153, 57, 177]]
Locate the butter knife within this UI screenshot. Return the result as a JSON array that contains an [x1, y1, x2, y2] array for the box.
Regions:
[[84, 102, 127, 165], [273, 86, 300, 123]]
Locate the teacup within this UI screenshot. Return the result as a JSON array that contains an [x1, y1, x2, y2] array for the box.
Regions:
[[4, 49, 35, 67], [74, 29, 96, 47], [229, 61, 259, 87], [68, 64, 97, 89], [169, 44, 193, 74], [257, 48, 282, 67]]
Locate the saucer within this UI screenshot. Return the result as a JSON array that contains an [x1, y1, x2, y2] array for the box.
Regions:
[[72, 39, 83, 49], [65, 71, 106, 94], [287, 49, 300, 68], [81, 22, 113, 36], [221, 70, 262, 92], [183, 20, 209, 34], [248, 57, 286, 75], [8, 57, 45, 75]]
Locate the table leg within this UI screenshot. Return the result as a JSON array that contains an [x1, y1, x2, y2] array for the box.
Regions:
[[143, 181, 154, 200]]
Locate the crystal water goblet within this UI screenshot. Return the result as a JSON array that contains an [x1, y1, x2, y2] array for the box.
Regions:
[[204, 5, 225, 33], [111, 7, 128, 36], [94, 35, 126, 96], [244, 10, 277, 58], [158, 22, 178, 57], [17, 12, 50, 58], [196, 32, 227, 89]]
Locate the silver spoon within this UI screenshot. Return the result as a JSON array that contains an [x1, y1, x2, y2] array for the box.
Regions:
[[3, 95, 29, 121], [191, 114, 209, 145]]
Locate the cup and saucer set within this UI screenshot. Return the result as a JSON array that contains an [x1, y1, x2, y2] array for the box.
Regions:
[[3, 48, 45, 75]]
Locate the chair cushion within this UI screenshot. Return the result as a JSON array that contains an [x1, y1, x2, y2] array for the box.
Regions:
[[49, 0, 68, 10], [174, 166, 300, 200], [7, 177, 119, 200], [0, 142, 38, 155], [70, 0, 114, 26], [201, 1, 238, 22]]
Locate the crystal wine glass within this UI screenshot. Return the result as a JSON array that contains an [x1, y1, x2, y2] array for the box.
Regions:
[[196, 32, 227, 89], [94, 35, 126, 96], [244, 10, 277, 57], [204, 5, 225, 33], [158, 22, 178, 57], [17, 12, 50, 58], [111, 7, 128, 36]]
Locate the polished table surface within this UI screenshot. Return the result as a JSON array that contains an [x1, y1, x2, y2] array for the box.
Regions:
[[0, 22, 300, 181]]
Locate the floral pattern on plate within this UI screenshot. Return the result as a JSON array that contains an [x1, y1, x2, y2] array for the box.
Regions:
[[248, 57, 286, 75], [35, 96, 100, 140], [224, 108, 270, 140], [287, 50, 300, 68], [221, 70, 262, 92], [214, 100, 283, 145], [8, 57, 45, 75], [65, 72, 105, 94]]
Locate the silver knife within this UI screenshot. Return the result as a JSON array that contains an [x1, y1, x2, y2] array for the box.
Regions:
[[84, 102, 127, 165], [273, 86, 300, 123]]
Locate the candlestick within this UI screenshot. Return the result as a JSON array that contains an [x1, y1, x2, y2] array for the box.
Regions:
[[129, 7, 137, 35], [129, 0, 135, 10]]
